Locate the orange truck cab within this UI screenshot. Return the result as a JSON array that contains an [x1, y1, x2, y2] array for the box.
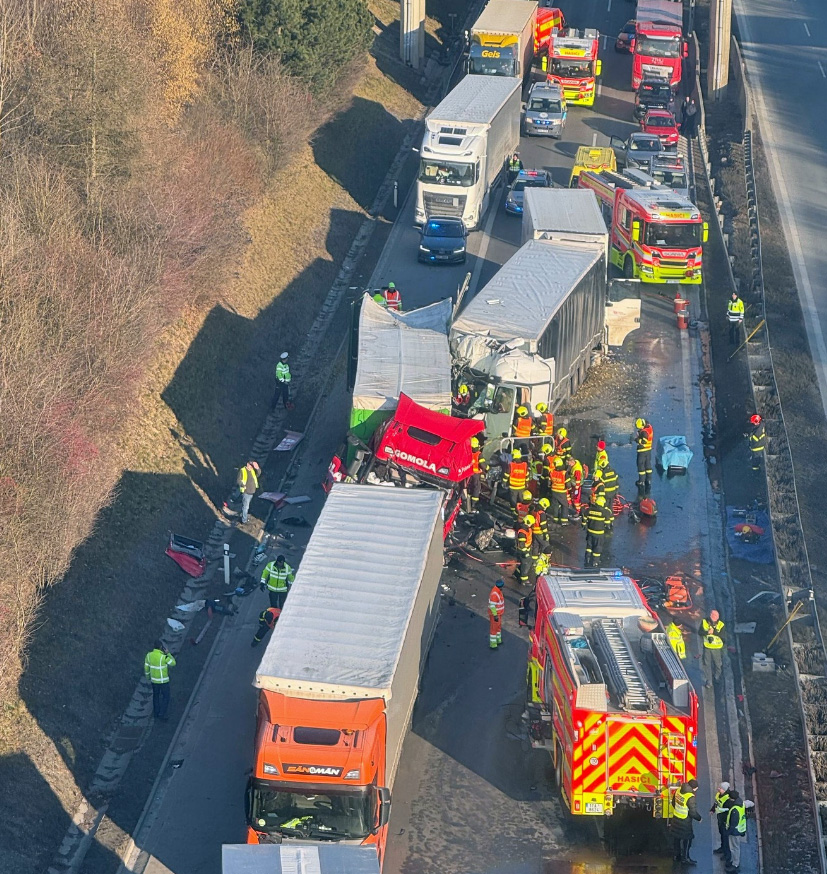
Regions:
[[526, 569, 698, 818], [247, 484, 445, 867], [578, 169, 708, 284]]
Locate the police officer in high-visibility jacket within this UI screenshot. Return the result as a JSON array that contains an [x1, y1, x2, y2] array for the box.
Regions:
[[144, 640, 176, 721], [699, 609, 726, 685], [488, 580, 505, 649], [666, 621, 686, 659], [583, 495, 612, 567], [725, 790, 748, 872], [634, 417, 654, 489], [748, 413, 765, 471], [260, 554, 295, 609], [670, 779, 701, 864], [727, 292, 745, 345], [273, 351, 292, 409], [251, 606, 281, 647], [711, 781, 732, 858]]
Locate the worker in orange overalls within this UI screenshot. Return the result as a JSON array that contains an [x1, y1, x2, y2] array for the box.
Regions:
[[488, 580, 505, 649], [549, 456, 571, 525], [513, 405, 533, 441], [567, 456, 585, 512]]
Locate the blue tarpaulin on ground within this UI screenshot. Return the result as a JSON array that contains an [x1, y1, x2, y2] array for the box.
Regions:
[[656, 435, 693, 471], [725, 507, 775, 564]]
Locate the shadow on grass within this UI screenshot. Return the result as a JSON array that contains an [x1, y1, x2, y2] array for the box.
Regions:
[[312, 97, 416, 211], [0, 752, 122, 874]]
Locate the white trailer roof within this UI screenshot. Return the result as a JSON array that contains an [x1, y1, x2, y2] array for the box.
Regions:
[[473, 0, 537, 35], [222, 844, 380, 874], [523, 188, 607, 237], [427, 75, 521, 127], [352, 295, 452, 413], [637, 0, 683, 27], [255, 484, 443, 700], [451, 239, 602, 343], [539, 570, 649, 619]]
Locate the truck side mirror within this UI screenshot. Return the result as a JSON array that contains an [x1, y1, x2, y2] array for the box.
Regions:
[[682, 42, 688, 58], [245, 779, 254, 822], [595, 59, 602, 76], [377, 786, 392, 828], [702, 222, 709, 243], [541, 56, 548, 72], [632, 220, 641, 242]]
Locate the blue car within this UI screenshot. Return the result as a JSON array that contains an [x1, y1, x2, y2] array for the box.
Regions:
[[418, 216, 468, 264], [504, 169, 552, 215]]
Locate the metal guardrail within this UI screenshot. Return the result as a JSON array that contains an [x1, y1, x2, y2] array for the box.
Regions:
[[691, 31, 827, 870]]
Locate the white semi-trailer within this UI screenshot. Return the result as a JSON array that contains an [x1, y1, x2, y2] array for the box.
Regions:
[[415, 75, 520, 230]]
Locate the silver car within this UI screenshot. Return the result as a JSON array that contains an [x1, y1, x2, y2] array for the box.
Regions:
[[523, 82, 567, 138], [611, 131, 663, 170]]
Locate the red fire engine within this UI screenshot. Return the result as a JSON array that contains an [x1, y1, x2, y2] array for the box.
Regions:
[[526, 569, 698, 818]]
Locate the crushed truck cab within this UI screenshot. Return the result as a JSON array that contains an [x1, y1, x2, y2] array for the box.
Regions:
[[526, 569, 699, 817]]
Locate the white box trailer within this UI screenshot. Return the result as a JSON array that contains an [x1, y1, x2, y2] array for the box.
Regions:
[[468, 0, 538, 82], [415, 75, 521, 230], [521, 188, 609, 262], [222, 844, 381, 874], [451, 239, 606, 439], [254, 484, 444, 794]]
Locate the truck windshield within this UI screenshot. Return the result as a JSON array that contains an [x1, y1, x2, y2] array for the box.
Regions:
[[635, 35, 681, 58], [528, 97, 563, 113], [651, 170, 687, 190], [469, 55, 516, 77], [419, 160, 475, 187], [644, 222, 700, 248], [249, 783, 373, 840], [550, 58, 593, 76]]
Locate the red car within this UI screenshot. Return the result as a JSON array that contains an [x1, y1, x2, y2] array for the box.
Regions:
[[640, 109, 679, 148]]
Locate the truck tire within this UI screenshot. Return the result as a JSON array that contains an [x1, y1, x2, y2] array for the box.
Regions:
[[623, 255, 635, 279]]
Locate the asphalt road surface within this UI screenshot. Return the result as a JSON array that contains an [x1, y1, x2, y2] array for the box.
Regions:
[[115, 0, 756, 870], [733, 0, 827, 419]]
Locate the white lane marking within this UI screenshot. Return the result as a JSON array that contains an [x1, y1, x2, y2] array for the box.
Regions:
[[607, 0, 612, 11], [592, 131, 597, 146], [819, 61, 826, 78], [597, 82, 603, 100], [804, 22, 811, 37], [468, 188, 502, 298], [603, 34, 608, 50]]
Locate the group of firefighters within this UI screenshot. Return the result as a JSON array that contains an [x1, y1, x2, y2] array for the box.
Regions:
[[462, 395, 657, 578]]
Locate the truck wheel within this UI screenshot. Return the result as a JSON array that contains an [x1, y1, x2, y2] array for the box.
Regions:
[[623, 255, 635, 279]]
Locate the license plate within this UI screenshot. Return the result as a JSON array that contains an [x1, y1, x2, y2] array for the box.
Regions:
[[585, 802, 604, 813], [436, 254, 449, 260], [666, 279, 680, 284]]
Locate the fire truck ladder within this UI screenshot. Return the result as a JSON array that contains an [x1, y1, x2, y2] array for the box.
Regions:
[[657, 732, 687, 818], [592, 619, 654, 712]]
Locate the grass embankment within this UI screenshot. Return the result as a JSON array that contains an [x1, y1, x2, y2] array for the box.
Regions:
[[0, 0, 468, 869]]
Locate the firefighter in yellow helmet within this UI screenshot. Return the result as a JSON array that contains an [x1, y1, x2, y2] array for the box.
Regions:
[[508, 448, 529, 510], [514, 405, 532, 439], [582, 494, 612, 567], [533, 402, 554, 437], [555, 426, 572, 462]]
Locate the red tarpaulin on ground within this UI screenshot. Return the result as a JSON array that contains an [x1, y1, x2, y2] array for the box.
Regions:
[[374, 394, 484, 483]]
